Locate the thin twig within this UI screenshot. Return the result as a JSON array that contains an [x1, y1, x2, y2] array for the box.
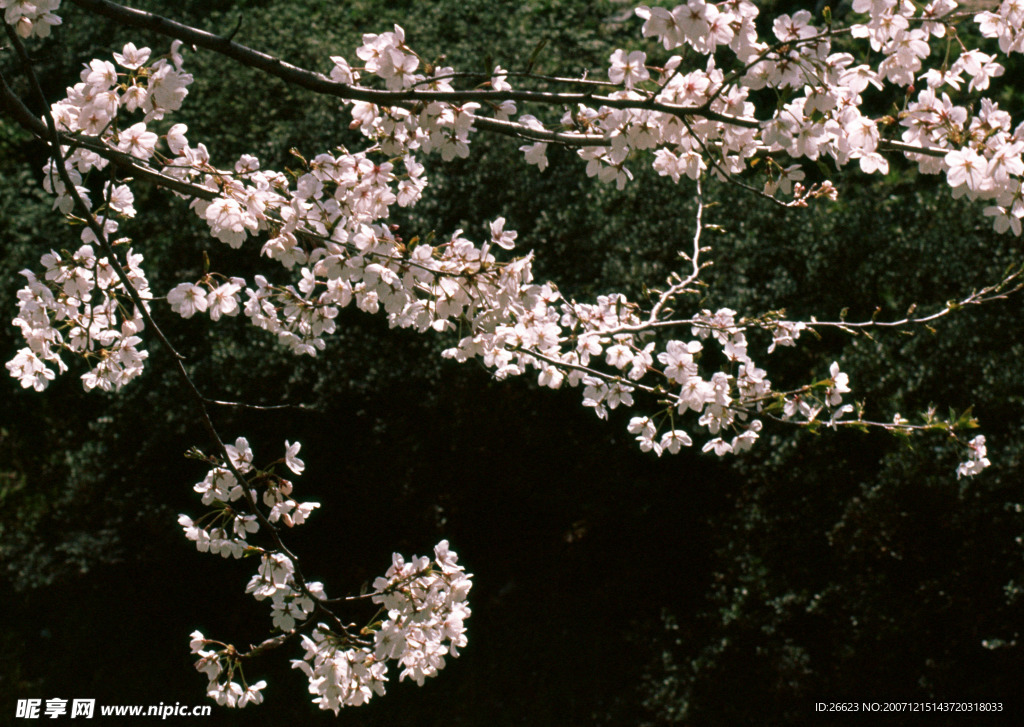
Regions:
[[201, 397, 318, 412], [647, 178, 707, 323]]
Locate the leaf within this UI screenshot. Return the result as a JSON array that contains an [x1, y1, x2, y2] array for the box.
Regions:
[[524, 38, 548, 73]]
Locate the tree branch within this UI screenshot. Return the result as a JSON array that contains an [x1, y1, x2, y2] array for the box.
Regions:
[[66, 0, 759, 129]]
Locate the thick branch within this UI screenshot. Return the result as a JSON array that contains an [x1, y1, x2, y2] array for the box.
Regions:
[[0, 70, 46, 134], [877, 138, 949, 160], [67, 0, 759, 129]]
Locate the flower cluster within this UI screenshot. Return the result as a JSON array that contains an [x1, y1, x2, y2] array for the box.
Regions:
[[293, 541, 472, 714], [167, 277, 244, 321], [291, 630, 388, 710], [1, 0, 60, 38], [6, 243, 150, 392], [178, 438, 471, 711], [50, 39, 191, 138], [957, 435, 991, 479], [188, 632, 268, 708], [180, 438, 320, 707], [369, 541, 472, 686], [178, 437, 318, 560]]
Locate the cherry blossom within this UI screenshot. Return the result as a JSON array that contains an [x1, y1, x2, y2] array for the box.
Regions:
[[608, 49, 649, 89], [284, 441, 305, 475]]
